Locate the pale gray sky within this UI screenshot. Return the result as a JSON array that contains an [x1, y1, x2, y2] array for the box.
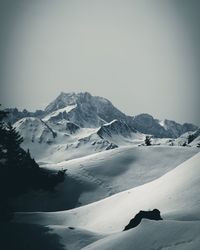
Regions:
[[0, 0, 200, 125]]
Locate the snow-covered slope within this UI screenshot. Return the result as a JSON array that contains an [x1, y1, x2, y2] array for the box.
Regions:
[[16, 151, 200, 227], [14, 116, 122, 163], [49, 225, 105, 250], [15, 129, 118, 164], [14, 117, 57, 144], [174, 128, 200, 147], [15, 151, 200, 249], [190, 136, 200, 147], [188, 128, 200, 147], [15, 112, 198, 165], [42, 146, 199, 207], [83, 220, 200, 250], [14, 116, 143, 163], [12, 146, 198, 212]]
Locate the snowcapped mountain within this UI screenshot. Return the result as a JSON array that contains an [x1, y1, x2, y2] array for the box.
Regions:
[[132, 113, 198, 138], [8, 92, 198, 138], [10, 92, 199, 162], [44, 92, 198, 138], [3, 107, 45, 124], [14, 118, 119, 163], [96, 119, 142, 146], [11, 92, 140, 162], [44, 92, 129, 128], [132, 113, 169, 138], [161, 119, 198, 138]]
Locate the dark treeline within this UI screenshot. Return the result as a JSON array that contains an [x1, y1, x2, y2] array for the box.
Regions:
[[0, 106, 66, 221]]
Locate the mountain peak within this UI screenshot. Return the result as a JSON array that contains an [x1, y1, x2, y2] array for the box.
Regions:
[[45, 91, 93, 113], [8, 91, 198, 138]]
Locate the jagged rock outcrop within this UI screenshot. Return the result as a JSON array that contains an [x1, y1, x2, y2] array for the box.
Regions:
[[97, 120, 136, 139]]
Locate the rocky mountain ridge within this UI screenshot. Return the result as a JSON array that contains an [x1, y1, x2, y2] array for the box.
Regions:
[[6, 91, 198, 139]]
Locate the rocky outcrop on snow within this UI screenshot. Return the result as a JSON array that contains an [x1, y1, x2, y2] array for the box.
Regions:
[[123, 209, 163, 231], [175, 128, 200, 147], [97, 120, 136, 140]]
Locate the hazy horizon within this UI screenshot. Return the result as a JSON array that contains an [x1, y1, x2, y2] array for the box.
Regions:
[[0, 0, 200, 126]]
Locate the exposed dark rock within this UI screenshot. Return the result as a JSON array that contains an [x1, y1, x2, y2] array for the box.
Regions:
[[123, 209, 163, 231], [105, 143, 118, 150], [66, 122, 80, 134]]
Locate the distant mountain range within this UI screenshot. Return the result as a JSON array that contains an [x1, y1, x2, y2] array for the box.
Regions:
[[5, 91, 198, 138]]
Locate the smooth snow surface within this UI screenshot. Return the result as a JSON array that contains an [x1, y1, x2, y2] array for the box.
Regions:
[[49, 225, 105, 250], [43, 146, 199, 206], [15, 152, 200, 249], [82, 220, 200, 250], [12, 146, 199, 212]]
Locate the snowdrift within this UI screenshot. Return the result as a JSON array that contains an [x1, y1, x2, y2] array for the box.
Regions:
[[13, 146, 198, 211], [16, 152, 200, 233]]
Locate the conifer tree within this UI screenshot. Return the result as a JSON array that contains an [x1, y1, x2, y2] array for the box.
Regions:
[[5, 123, 24, 166], [145, 136, 151, 146], [0, 105, 66, 221]]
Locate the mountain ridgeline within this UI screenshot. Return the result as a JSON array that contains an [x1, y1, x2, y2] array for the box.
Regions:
[[5, 92, 197, 138]]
